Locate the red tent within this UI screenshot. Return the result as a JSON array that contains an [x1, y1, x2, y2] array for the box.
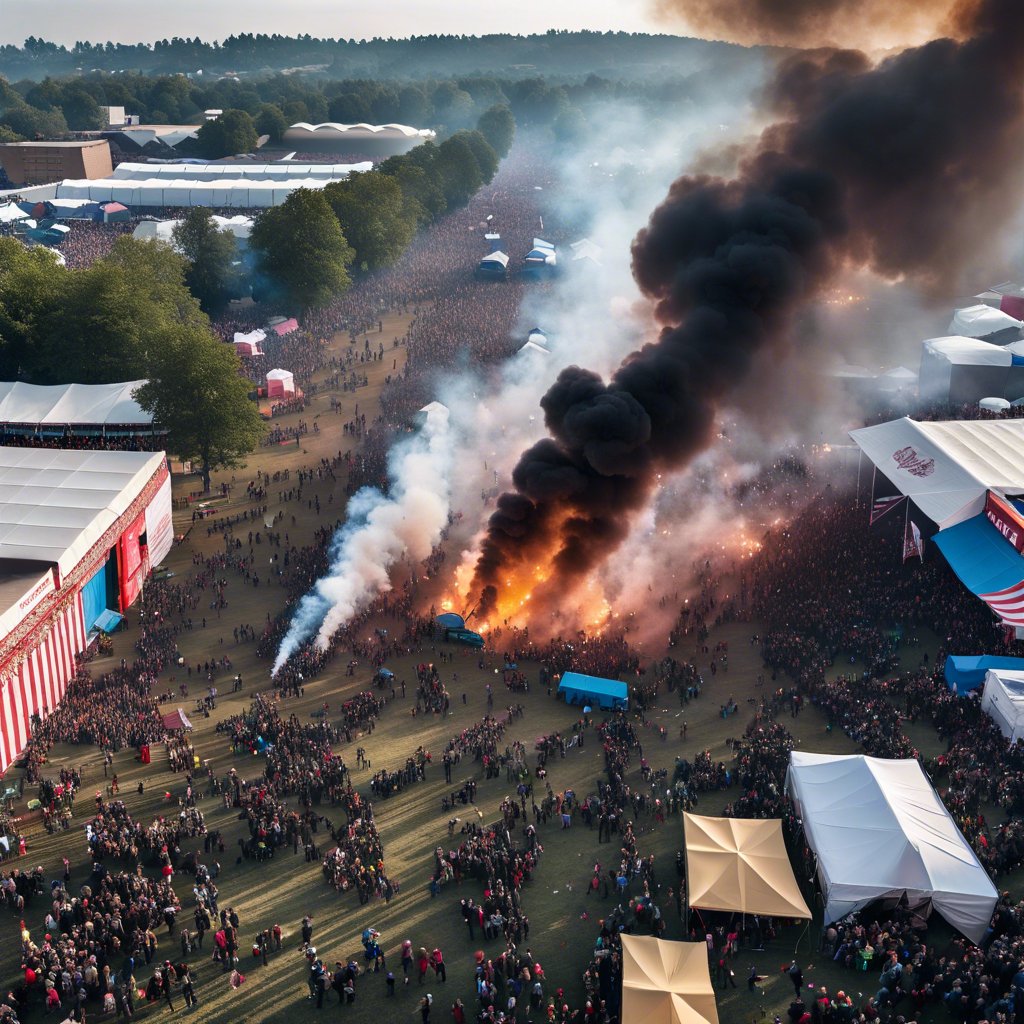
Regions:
[[161, 708, 193, 731]]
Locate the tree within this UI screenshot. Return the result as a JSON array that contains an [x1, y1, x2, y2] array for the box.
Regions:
[[477, 104, 515, 158], [322, 171, 418, 273], [195, 108, 258, 159], [59, 88, 103, 130], [0, 238, 63, 378], [171, 209, 239, 315], [249, 188, 354, 312], [452, 130, 498, 185], [254, 103, 288, 144], [135, 327, 265, 493], [433, 134, 483, 208], [553, 106, 588, 144]]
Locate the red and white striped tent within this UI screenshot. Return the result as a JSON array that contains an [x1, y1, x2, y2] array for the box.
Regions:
[[0, 447, 172, 773]]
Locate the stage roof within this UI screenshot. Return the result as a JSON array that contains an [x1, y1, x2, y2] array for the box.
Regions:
[[850, 417, 1024, 528]]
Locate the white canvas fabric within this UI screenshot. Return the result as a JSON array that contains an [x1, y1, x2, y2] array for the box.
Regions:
[[786, 752, 997, 943], [850, 416, 1024, 528], [980, 669, 1024, 742], [949, 304, 1023, 338], [57, 177, 332, 207], [923, 336, 1011, 366], [0, 381, 150, 427], [112, 162, 370, 181], [0, 448, 165, 580]]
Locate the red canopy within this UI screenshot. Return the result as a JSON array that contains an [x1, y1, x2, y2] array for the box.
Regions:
[[161, 708, 193, 731]]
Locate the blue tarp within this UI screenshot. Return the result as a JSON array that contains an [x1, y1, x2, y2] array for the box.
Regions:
[[94, 609, 122, 633], [81, 565, 107, 631], [557, 671, 628, 710], [933, 513, 1024, 597], [944, 655, 1024, 694]]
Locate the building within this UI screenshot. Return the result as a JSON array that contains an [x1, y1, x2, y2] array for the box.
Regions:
[[0, 448, 172, 772], [280, 122, 435, 158], [0, 140, 113, 186]]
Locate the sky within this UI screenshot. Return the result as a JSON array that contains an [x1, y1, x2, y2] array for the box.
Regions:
[[0, 0, 667, 47]]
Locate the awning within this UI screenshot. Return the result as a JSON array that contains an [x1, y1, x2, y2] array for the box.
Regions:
[[161, 708, 193, 731], [934, 513, 1024, 625], [93, 609, 123, 633], [621, 935, 718, 1024]]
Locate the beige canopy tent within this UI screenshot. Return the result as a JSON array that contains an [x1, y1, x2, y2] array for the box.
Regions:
[[683, 812, 811, 919], [621, 934, 718, 1024]]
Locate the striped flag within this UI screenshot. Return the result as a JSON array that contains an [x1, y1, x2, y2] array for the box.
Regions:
[[871, 494, 906, 524], [978, 579, 1024, 627]]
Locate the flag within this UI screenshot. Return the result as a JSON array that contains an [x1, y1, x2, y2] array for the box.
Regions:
[[903, 519, 925, 562], [871, 494, 906, 524]]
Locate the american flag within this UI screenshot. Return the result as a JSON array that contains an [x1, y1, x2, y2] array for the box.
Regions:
[[978, 580, 1024, 627]]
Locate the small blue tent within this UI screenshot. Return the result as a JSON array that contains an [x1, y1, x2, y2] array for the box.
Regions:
[[945, 655, 1024, 694], [557, 671, 627, 710]]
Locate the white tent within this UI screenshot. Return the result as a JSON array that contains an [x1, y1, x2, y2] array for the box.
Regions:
[[786, 752, 997, 943], [112, 161, 370, 182], [876, 366, 918, 393], [850, 416, 1024, 529], [517, 341, 550, 357], [949, 304, 1023, 339], [266, 368, 295, 398], [0, 447, 166, 580], [57, 177, 331, 208], [0, 380, 151, 427], [980, 669, 1024, 742], [0, 204, 29, 223]]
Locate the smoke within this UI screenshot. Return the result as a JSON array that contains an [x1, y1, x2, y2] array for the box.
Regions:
[[470, 0, 1024, 622], [652, 0, 963, 49], [273, 403, 452, 673]]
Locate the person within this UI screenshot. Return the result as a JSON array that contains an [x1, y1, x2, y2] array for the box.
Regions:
[[451, 997, 466, 1024], [160, 961, 177, 1011], [401, 939, 413, 985], [431, 948, 446, 983], [420, 993, 433, 1023], [300, 914, 314, 949], [788, 961, 803, 997], [180, 964, 196, 1008]]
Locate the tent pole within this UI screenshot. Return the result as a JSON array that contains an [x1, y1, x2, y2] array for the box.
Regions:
[[868, 464, 876, 519], [855, 450, 864, 508]]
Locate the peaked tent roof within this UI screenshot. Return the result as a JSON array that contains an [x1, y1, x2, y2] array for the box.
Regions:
[[949, 304, 1023, 338], [0, 381, 151, 427], [683, 813, 811, 919], [849, 417, 1024, 528], [922, 335, 1012, 366], [786, 752, 997, 943], [621, 935, 718, 1024]]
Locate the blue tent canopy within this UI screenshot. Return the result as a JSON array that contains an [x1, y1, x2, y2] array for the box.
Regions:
[[557, 671, 627, 710], [945, 655, 1024, 694], [435, 612, 465, 630], [933, 513, 1024, 597]]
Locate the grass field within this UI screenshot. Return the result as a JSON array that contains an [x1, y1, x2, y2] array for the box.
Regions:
[[0, 317, 1007, 1024]]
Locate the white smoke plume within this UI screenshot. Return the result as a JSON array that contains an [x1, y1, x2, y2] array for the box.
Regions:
[[273, 402, 452, 674]]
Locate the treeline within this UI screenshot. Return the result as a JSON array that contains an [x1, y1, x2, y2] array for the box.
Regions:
[[0, 61, 740, 140], [248, 114, 513, 310], [0, 31, 761, 81]]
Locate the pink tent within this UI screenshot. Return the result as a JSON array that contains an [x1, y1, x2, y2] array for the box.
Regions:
[[233, 329, 265, 356], [270, 318, 299, 337], [161, 708, 193, 731], [266, 368, 295, 399]]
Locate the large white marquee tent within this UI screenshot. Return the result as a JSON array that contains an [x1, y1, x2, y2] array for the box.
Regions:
[[849, 417, 1024, 529], [0, 381, 151, 428], [112, 161, 370, 182], [56, 177, 332, 208], [786, 752, 997, 943]]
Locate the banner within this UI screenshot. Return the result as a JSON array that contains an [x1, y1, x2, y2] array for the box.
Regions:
[[871, 494, 906, 525], [903, 519, 925, 563], [145, 474, 174, 568], [984, 491, 1024, 554]]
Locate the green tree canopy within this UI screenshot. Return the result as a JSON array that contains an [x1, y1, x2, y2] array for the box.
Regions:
[[135, 327, 265, 493], [322, 171, 418, 274], [433, 134, 484, 209], [452, 129, 498, 185], [249, 188, 354, 312], [171, 209, 240, 316], [195, 108, 258, 159], [477, 104, 515, 159], [254, 103, 288, 144], [0, 238, 63, 378]]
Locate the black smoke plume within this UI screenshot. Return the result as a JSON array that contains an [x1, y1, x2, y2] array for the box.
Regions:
[[472, 0, 1024, 621]]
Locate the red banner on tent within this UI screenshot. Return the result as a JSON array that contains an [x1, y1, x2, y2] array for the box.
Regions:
[[985, 491, 1024, 554]]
